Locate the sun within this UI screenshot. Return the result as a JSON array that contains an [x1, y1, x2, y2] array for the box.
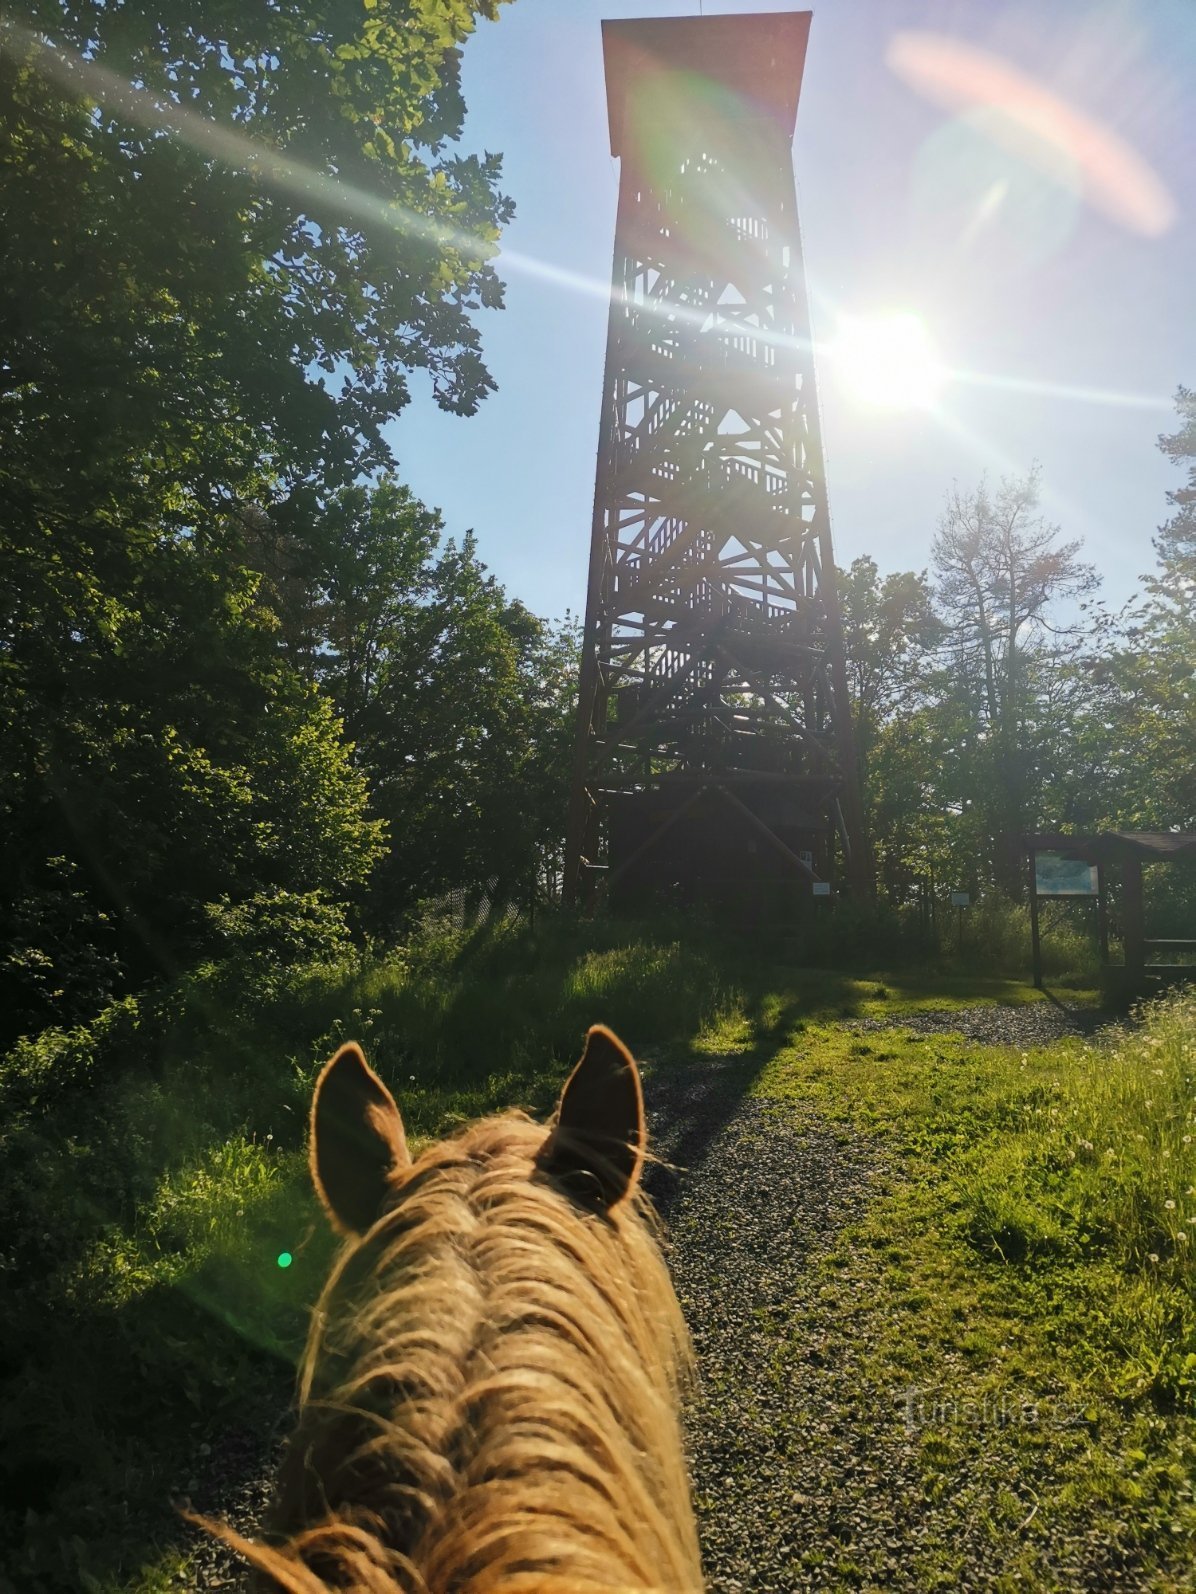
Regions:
[[826, 311, 947, 411]]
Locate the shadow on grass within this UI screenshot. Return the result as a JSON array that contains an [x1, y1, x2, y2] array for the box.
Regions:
[[3, 1264, 303, 1591]]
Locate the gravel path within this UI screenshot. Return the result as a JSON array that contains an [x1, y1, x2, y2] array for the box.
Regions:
[[643, 1064, 895, 1591], [851, 999, 1120, 1047]]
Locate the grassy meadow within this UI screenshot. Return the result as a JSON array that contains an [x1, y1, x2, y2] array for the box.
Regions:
[[1, 913, 1192, 1590]]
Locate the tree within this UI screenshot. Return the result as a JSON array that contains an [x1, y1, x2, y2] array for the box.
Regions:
[[1075, 390, 1196, 834], [930, 468, 1097, 891], [837, 557, 944, 892], [2, 0, 513, 494], [0, 0, 512, 1033], [838, 555, 943, 743], [1155, 386, 1196, 585], [255, 481, 580, 928]]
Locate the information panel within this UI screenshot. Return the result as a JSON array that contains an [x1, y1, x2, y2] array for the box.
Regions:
[[1034, 853, 1099, 897]]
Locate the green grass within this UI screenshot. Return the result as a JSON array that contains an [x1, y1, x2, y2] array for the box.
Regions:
[[747, 990, 1196, 1412], [706, 987, 1196, 1588]]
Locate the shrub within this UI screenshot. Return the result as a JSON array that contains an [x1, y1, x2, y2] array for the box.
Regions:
[[203, 889, 354, 976]]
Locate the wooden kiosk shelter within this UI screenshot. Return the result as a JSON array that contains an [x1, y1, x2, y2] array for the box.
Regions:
[[1024, 831, 1196, 1000], [563, 12, 870, 915]]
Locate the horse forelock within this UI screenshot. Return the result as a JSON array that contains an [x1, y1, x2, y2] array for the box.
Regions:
[[261, 1109, 702, 1592]]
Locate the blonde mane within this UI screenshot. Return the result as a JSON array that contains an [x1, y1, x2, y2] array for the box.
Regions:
[[208, 1062, 702, 1593]]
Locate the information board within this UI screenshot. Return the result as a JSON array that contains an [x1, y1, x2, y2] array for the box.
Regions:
[[1034, 853, 1099, 897]]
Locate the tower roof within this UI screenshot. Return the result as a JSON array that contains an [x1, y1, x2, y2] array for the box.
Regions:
[[602, 11, 812, 157]]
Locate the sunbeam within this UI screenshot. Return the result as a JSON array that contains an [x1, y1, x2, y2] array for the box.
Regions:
[[945, 368, 1176, 412]]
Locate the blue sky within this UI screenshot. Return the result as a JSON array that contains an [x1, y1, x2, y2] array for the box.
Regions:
[[387, 0, 1196, 622]]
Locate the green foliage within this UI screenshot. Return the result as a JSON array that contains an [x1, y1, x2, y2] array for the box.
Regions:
[[203, 888, 354, 977], [1, 855, 123, 1034], [272, 481, 580, 924], [244, 477, 580, 925], [1069, 390, 1196, 835], [841, 471, 1105, 902], [1155, 385, 1196, 585], [838, 554, 943, 751], [0, 538, 385, 1032], [926, 469, 1097, 893], [950, 896, 1100, 981], [1, 0, 512, 1035], [843, 431, 1194, 918], [2, 0, 513, 487]]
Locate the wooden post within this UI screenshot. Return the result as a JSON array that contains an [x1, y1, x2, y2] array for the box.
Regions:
[[1123, 856, 1145, 987], [1096, 862, 1110, 967], [1028, 849, 1043, 989]]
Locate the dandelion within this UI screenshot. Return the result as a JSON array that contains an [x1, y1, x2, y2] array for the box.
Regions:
[[1165, 1200, 1176, 1210], [1149, 1253, 1160, 1264]]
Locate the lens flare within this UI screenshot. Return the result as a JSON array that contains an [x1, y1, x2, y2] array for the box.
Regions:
[[826, 312, 946, 411], [888, 32, 1176, 238]]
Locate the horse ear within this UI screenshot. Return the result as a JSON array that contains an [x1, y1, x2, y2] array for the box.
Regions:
[[539, 1025, 645, 1210], [311, 1043, 410, 1236]]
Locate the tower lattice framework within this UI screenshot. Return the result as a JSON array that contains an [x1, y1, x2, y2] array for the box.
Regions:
[[565, 12, 870, 912]]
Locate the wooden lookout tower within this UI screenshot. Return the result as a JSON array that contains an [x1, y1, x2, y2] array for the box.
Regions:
[[564, 12, 870, 913]]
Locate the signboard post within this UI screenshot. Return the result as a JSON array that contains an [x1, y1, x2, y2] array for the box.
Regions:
[[1029, 850, 1101, 989]]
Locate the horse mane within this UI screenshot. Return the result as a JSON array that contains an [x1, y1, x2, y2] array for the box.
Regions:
[[207, 1108, 701, 1592]]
